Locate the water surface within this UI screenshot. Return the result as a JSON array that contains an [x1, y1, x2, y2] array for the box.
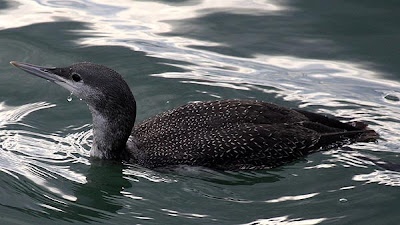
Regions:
[[0, 1, 400, 224]]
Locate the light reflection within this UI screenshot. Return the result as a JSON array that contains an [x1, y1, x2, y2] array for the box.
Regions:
[[0, 101, 89, 201], [339, 186, 355, 190], [161, 208, 209, 219], [265, 192, 319, 203], [1, 0, 399, 100], [304, 164, 336, 169], [328, 151, 372, 169], [123, 165, 177, 183], [0, 101, 55, 128], [242, 216, 326, 225], [38, 203, 64, 212], [120, 190, 144, 200], [353, 170, 400, 187], [181, 80, 250, 90]]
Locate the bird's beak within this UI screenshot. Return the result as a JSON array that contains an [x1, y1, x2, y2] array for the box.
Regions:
[[10, 61, 62, 83]]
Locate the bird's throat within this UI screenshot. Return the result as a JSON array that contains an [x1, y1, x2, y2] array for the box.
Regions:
[[89, 106, 135, 160]]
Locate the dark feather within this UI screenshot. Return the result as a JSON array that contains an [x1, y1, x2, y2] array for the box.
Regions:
[[131, 99, 378, 170]]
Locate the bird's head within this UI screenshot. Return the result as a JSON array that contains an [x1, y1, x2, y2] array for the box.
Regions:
[[10, 61, 136, 118]]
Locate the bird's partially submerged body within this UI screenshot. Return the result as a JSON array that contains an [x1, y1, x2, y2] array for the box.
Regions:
[[130, 99, 377, 170], [10, 61, 378, 170]]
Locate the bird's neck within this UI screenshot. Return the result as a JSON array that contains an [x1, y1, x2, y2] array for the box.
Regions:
[[89, 103, 136, 160]]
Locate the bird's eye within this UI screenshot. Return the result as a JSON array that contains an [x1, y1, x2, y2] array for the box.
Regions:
[[72, 73, 82, 82]]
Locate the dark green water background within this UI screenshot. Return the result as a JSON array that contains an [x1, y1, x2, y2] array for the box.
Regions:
[[0, 1, 400, 224]]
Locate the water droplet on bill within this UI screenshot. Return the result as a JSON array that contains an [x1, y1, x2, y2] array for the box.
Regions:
[[67, 93, 73, 102]]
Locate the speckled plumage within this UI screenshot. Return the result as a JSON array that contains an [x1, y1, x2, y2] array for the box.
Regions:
[[130, 99, 377, 170], [11, 61, 379, 170]]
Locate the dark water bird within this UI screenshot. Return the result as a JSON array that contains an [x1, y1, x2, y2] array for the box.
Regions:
[[10, 61, 378, 170]]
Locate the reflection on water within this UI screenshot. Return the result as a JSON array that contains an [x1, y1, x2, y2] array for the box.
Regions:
[[0, 102, 87, 198], [0, 101, 55, 127], [353, 170, 400, 187], [242, 216, 327, 225], [265, 192, 319, 203], [1, 0, 400, 224]]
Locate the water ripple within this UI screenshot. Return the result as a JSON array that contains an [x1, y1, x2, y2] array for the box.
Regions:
[[353, 170, 400, 187], [242, 216, 327, 225], [1, 0, 400, 224], [0, 102, 90, 199], [265, 193, 319, 203], [0, 101, 55, 128]]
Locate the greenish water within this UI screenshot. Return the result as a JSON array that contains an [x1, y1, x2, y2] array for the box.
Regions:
[[1, 1, 400, 224]]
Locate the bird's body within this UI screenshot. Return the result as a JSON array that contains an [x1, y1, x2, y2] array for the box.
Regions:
[[130, 99, 375, 170], [10, 61, 378, 170]]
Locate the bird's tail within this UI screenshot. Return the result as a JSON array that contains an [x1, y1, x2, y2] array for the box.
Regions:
[[345, 121, 379, 142], [316, 122, 379, 151]]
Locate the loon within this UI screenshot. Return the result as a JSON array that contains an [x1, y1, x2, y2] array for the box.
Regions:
[[10, 61, 378, 170]]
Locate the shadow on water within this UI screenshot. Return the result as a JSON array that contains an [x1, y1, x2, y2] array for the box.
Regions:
[[163, 0, 400, 78], [38, 161, 130, 222], [0, 161, 130, 223], [69, 160, 131, 221], [158, 165, 285, 185], [0, 1, 10, 11]]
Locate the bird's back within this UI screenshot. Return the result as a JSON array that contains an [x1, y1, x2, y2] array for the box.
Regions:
[[130, 99, 377, 170]]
